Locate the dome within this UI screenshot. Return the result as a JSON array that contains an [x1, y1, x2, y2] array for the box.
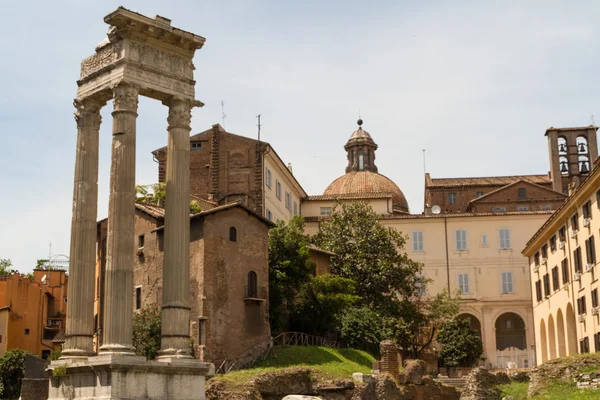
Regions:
[[324, 171, 410, 213]]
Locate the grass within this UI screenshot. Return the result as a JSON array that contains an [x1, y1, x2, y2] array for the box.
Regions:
[[498, 382, 528, 400], [533, 382, 600, 400], [212, 346, 375, 384]]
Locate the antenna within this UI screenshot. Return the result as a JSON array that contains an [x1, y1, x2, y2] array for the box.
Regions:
[[256, 114, 261, 143], [591, 113, 595, 126], [221, 101, 227, 127], [423, 149, 427, 175]]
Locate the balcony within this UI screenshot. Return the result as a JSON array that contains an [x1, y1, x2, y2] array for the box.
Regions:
[[244, 286, 267, 303], [46, 318, 63, 329], [578, 314, 586, 323], [583, 218, 591, 228]]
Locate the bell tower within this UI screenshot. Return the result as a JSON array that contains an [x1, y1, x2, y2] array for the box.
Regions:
[[345, 119, 378, 173], [546, 126, 598, 194]]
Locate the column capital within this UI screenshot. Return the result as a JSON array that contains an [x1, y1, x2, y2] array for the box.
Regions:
[[74, 97, 104, 129], [166, 98, 194, 131], [112, 84, 139, 114]]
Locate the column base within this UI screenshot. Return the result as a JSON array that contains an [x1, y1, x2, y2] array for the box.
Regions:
[[98, 343, 136, 356], [47, 356, 214, 400]]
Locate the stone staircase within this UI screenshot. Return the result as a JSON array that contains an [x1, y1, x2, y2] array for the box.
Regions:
[[434, 377, 468, 388]]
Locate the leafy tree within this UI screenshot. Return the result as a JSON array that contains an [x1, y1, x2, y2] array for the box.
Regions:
[[0, 259, 13, 276], [312, 202, 423, 314], [393, 289, 460, 359], [136, 183, 202, 213], [132, 304, 161, 360], [291, 275, 361, 335], [0, 348, 27, 398], [339, 306, 390, 356], [268, 216, 315, 332], [437, 317, 483, 367]]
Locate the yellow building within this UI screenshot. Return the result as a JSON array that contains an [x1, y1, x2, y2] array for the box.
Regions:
[[523, 159, 600, 363], [0, 270, 68, 359], [301, 120, 595, 368]]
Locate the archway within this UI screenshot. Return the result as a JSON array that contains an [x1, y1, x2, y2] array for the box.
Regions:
[[565, 303, 578, 355], [495, 312, 527, 351], [540, 319, 548, 363], [556, 309, 566, 357], [548, 314, 557, 360], [457, 313, 482, 337]]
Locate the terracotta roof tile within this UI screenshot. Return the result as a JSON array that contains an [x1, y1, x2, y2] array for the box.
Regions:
[[306, 192, 393, 201], [303, 210, 554, 223], [426, 174, 551, 188]]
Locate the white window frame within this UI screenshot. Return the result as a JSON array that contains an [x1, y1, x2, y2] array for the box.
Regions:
[[266, 169, 272, 189], [456, 230, 467, 251], [502, 272, 514, 294], [458, 273, 470, 294], [412, 231, 424, 252], [285, 192, 291, 210], [499, 228, 511, 249]]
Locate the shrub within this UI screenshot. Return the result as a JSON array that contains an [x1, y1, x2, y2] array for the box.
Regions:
[[132, 304, 161, 360]]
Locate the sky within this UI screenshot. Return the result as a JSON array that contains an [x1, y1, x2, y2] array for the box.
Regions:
[[1, 0, 600, 272]]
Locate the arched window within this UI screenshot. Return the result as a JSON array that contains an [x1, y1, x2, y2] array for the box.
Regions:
[[557, 137, 567, 154], [358, 149, 364, 170], [229, 227, 237, 242], [578, 155, 590, 173], [559, 156, 569, 175], [577, 136, 588, 154], [247, 271, 258, 298]]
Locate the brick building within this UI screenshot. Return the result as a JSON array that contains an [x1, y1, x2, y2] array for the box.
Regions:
[[95, 202, 272, 365], [152, 123, 307, 223], [0, 270, 68, 359]]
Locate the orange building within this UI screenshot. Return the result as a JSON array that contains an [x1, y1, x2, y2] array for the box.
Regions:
[[0, 270, 68, 359]]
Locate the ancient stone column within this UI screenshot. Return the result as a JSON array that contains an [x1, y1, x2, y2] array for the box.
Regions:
[[158, 98, 193, 359], [62, 98, 104, 359], [99, 83, 138, 355]]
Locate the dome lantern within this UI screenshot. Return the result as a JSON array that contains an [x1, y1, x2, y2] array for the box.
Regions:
[[345, 119, 378, 174]]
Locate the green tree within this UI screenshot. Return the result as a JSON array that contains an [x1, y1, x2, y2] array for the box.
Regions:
[[0, 259, 13, 276], [268, 216, 315, 332], [312, 202, 423, 313], [291, 275, 361, 335], [339, 306, 390, 356], [132, 304, 161, 360], [0, 348, 27, 398], [437, 317, 483, 367], [393, 289, 460, 359]]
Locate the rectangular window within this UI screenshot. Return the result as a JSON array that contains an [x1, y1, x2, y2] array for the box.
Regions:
[[138, 234, 145, 248], [586, 236, 596, 265], [492, 207, 507, 212], [135, 286, 142, 310], [578, 296, 587, 315], [550, 235, 557, 252], [517, 206, 529, 211], [191, 142, 203, 151], [562, 259, 570, 284], [502, 272, 513, 294], [412, 232, 424, 252], [580, 337, 590, 354], [458, 273, 470, 294], [320, 207, 332, 216], [198, 317, 207, 347], [517, 188, 527, 201], [594, 333, 600, 353], [559, 226, 566, 242], [536, 280, 542, 302], [24, 329, 29, 335], [552, 266, 559, 291], [541, 244, 548, 259], [476, 191, 484, 198], [266, 209, 273, 221], [534, 252, 540, 266], [583, 201, 592, 220], [574, 247, 583, 272], [540, 205, 552, 211], [285, 192, 291, 210], [293, 201, 298, 216], [592, 288, 599, 308], [572, 213, 579, 231], [543, 274, 550, 297], [276, 180, 281, 199], [456, 230, 467, 251], [448, 193, 457, 205], [481, 234, 488, 246], [499, 229, 511, 249], [266, 169, 272, 189]]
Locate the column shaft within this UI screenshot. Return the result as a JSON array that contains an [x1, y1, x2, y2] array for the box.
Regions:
[[99, 84, 138, 355], [62, 98, 103, 359], [159, 99, 193, 359]]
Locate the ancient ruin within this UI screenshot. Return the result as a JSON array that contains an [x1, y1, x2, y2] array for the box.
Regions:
[[48, 7, 213, 399]]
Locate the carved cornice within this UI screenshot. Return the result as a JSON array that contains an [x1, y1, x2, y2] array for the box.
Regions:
[[74, 98, 105, 129], [112, 84, 139, 114]]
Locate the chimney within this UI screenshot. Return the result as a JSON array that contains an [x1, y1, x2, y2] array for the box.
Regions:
[[287, 163, 293, 174]]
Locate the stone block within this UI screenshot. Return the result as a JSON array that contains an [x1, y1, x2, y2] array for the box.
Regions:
[[47, 355, 213, 400], [282, 396, 323, 400], [353, 372, 373, 383]]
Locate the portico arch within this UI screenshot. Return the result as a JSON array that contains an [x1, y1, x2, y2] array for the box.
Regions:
[[540, 318, 548, 363], [495, 312, 526, 351], [565, 303, 578, 355], [548, 314, 557, 360], [556, 309, 566, 357], [457, 313, 482, 337]]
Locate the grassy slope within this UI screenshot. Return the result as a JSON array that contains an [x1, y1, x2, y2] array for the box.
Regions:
[[212, 346, 375, 384], [499, 353, 600, 400]]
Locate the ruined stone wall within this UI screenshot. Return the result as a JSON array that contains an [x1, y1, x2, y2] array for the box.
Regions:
[[200, 207, 270, 363]]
